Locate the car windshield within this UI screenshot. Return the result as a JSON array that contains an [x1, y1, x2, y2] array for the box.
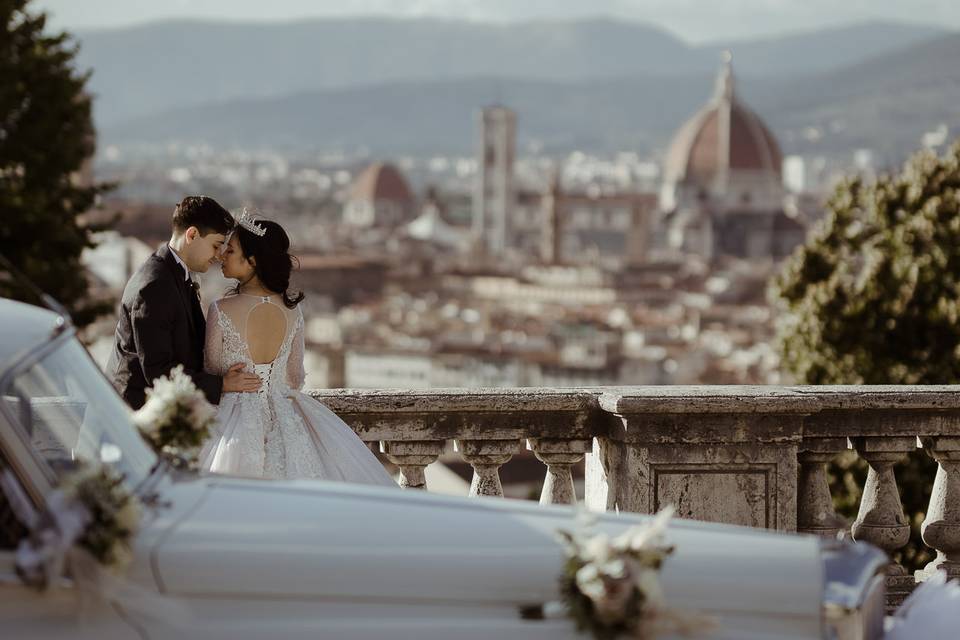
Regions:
[[2, 337, 156, 487]]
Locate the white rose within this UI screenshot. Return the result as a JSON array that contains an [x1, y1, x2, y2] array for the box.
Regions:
[[583, 532, 611, 564], [600, 558, 627, 580], [611, 529, 629, 552], [189, 395, 217, 429], [628, 528, 656, 552], [169, 365, 200, 397], [575, 564, 606, 601]]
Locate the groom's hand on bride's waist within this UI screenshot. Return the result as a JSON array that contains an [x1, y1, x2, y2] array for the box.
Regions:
[[223, 363, 262, 393]]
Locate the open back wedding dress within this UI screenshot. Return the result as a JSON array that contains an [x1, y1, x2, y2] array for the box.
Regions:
[[198, 293, 395, 486]]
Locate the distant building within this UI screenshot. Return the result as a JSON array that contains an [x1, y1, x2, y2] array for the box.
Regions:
[[406, 187, 468, 249], [85, 200, 173, 247], [659, 53, 805, 261], [295, 254, 388, 307], [467, 104, 658, 269], [473, 106, 516, 256], [343, 162, 415, 228], [539, 169, 563, 264], [345, 349, 433, 388], [82, 231, 154, 293], [512, 188, 657, 270]]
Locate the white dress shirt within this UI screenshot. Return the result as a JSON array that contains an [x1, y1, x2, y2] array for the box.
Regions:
[[167, 243, 192, 282]]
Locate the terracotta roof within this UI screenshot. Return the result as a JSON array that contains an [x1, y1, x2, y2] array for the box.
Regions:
[[348, 162, 414, 204]]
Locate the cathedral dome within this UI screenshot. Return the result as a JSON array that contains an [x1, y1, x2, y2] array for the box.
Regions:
[[348, 162, 414, 204], [343, 162, 415, 227], [661, 54, 782, 207]]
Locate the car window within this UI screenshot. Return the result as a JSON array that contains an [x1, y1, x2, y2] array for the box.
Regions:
[[3, 338, 156, 488]]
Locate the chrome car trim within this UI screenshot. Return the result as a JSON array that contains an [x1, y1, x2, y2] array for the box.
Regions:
[[820, 538, 888, 640]]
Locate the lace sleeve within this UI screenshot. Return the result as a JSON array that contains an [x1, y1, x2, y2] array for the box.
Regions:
[[286, 308, 306, 391], [203, 300, 225, 376]]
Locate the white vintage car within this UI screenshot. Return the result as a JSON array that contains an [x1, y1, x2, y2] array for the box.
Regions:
[[0, 297, 887, 639]]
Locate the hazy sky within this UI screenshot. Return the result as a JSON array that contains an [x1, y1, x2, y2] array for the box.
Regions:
[[33, 0, 959, 43]]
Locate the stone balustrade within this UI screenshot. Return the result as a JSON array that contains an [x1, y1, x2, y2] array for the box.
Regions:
[[309, 385, 960, 608], [309, 388, 597, 503]]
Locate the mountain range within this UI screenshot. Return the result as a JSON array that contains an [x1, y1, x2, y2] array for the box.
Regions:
[[70, 18, 958, 157]]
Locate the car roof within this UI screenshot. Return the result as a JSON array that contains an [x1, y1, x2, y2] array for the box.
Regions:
[[0, 297, 66, 370]]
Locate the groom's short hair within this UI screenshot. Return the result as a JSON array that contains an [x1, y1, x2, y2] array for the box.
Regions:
[[172, 196, 234, 236]]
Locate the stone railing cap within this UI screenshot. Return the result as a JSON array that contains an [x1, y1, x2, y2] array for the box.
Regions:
[[308, 387, 600, 413], [599, 385, 818, 415], [599, 385, 960, 415], [787, 385, 960, 411]]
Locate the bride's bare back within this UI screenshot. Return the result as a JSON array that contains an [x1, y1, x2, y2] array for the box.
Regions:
[[215, 293, 299, 364]]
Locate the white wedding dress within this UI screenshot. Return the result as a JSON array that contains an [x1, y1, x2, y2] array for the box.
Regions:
[[198, 293, 395, 486]]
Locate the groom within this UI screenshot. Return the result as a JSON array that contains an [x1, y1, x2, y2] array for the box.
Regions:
[[108, 195, 260, 409]]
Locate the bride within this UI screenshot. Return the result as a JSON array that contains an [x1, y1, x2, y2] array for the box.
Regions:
[[199, 211, 395, 486]]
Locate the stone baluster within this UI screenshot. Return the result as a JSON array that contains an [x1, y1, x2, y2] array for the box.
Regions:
[[381, 440, 445, 490], [527, 438, 591, 505], [797, 439, 848, 538], [454, 439, 522, 497], [917, 437, 960, 582], [849, 437, 915, 608]]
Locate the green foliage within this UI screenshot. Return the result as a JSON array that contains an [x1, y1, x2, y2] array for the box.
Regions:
[[771, 142, 960, 571], [774, 142, 960, 383], [0, 0, 113, 327]]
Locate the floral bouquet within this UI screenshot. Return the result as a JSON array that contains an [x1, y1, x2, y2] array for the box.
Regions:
[[133, 365, 217, 467], [7, 465, 141, 590], [68, 465, 142, 570], [556, 507, 680, 640]]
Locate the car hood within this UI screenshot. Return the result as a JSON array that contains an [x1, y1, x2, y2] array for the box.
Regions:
[[148, 475, 823, 622]]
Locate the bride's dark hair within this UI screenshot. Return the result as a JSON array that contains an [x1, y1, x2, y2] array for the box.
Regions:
[[233, 217, 305, 309]]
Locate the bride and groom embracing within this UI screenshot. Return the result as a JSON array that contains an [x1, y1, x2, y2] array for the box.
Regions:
[[107, 195, 394, 487]]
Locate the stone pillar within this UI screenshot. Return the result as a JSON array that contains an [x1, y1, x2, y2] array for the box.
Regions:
[[917, 437, 960, 582], [585, 388, 808, 530], [797, 439, 847, 538], [381, 440, 444, 490], [455, 439, 522, 497], [527, 438, 591, 505], [584, 436, 628, 513], [849, 437, 914, 609]]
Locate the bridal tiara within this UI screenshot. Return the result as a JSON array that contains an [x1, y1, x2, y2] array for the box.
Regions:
[[236, 209, 267, 237]]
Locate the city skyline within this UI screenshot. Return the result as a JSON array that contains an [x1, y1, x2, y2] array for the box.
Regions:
[[34, 0, 958, 44]]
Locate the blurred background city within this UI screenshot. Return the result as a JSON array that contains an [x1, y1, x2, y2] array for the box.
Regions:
[[46, 0, 959, 395]]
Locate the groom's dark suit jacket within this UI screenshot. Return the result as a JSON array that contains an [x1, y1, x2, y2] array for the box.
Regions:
[[107, 244, 222, 409]]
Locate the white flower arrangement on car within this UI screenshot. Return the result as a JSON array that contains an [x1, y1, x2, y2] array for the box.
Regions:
[[1, 463, 187, 622], [555, 506, 711, 639], [2, 464, 141, 590], [133, 365, 217, 468]]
